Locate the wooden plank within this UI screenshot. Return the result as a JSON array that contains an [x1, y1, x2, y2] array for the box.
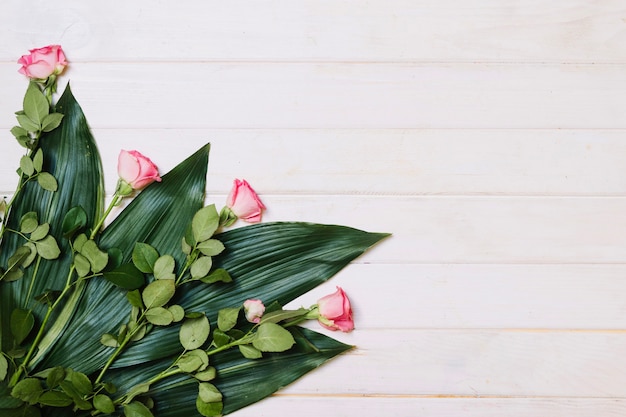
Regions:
[[1, 63, 625, 129], [5, 129, 626, 197], [286, 264, 626, 329], [1, 1, 625, 63], [230, 396, 626, 417], [4, 195, 626, 264], [256, 195, 626, 264], [278, 329, 626, 398]]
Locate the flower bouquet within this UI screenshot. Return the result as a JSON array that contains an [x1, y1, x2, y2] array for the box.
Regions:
[[0, 46, 388, 416]]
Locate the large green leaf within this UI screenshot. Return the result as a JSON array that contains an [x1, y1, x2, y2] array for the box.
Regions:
[[0, 84, 104, 359], [36, 145, 210, 371], [111, 222, 388, 367], [106, 327, 352, 416]]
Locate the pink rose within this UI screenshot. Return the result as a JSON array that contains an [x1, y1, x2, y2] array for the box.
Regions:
[[243, 299, 265, 323], [117, 150, 162, 192], [316, 287, 354, 332], [225, 179, 265, 223], [18, 45, 68, 79]]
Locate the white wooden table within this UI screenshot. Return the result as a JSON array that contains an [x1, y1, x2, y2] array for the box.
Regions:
[[2, 1, 626, 416]]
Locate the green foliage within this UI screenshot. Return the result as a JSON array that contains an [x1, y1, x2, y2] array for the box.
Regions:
[[0, 82, 389, 416], [179, 316, 210, 351], [10, 309, 34, 346], [11, 83, 64, 150], [0, 85, 105, 363]]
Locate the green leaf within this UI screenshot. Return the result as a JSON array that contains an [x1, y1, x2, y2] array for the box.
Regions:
[[132, 243, 159, 274], [211, 329, 231, 347], [123, 401, 154, 417], [62, 206, 87, 238], [73, 253, 91, 278], [145, 307, 174, 326], [2, 269, 24, 283], [192, 205, 219, 243], [107, 247, 124, 270], [23, 82, 49, 125], [199, 268, 232, 284], [181, 236, 192, 255], [20, 155, 34, 177], [67, 369, 93, 396], [16, 114, 40, 133], [153, 255, 175, 280], [198, 383, 222, 403], [11, 378, 43, 405], [21, 243, 37, 269], [37, 390, 73, 407], [194, 367, 216, 382], [19, 212, 38, 234], [10, 308, 34, 345], [127, 290, 144, 309], [140, 327, 352, 416], [100, 333, 120, 348], [45, 366, 66, 388], [103, 263, 145, 290], [107, 223, 387, 369], [93, 393, 116, 414], [59, 380, 91, 410], [196, 239, 225, 257], [34, 235, 60, 260], [32, 149, 43, 172], [125, 382, 151, 404], [29, 223, 50, 242], [177, 350, 209, 373], [40, 113, 64, 133], [142, 279, 175, 309], [10, 126, 28, 140], [190, 256, 212, 280], [216, 308, 239, 333], [0, 354, 8, 381], [238, 344, 262, 359], [79, 239, 108, 273], [195, 396, 223, 417], [168, 305, 185, 322], [73, 233, 88, 253], [179, 315, 210, 350], [5, 245, 31, 272], [36, 172, 57, 192], [252, 322, 295, 352]]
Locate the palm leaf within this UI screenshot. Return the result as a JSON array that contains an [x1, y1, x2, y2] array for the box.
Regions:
[[113, 222, 388, 366], [107, 327, 351, 416], [36, 144, 210, 371], [0, 84, 104, 359]]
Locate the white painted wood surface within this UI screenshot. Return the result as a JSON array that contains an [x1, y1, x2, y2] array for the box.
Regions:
[[2, 1, 626, 416]]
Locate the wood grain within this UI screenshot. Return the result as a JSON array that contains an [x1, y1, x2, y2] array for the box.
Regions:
[[1, 1, 625, 63], [1, 1, 625, 416], [1, 63, 625, 129], [278, 329, 626, 398], [230, 396, 626, 417], [4, 129, 626, 196]]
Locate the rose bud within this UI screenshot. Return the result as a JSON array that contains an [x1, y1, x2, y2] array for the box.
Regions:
[[18, 45, 68, 79], [223, 179, 265, 224], [117, 149, 162, 194], [243, 299, 265, 323], [316, 287, 354, 332]]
